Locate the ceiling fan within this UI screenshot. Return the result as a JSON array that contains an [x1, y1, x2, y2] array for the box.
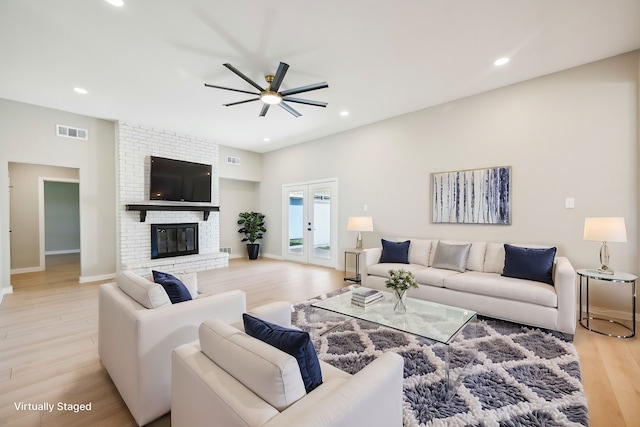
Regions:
[[204, 62, 328, 118]]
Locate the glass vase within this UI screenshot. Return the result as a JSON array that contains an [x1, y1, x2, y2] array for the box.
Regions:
[[393, 289, 407, 313]]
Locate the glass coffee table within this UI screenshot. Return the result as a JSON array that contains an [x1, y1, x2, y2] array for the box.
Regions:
[[312, 289, 477, 392]]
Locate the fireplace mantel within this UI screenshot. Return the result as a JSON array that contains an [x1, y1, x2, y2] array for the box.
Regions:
[[126, 202, 220, 222]]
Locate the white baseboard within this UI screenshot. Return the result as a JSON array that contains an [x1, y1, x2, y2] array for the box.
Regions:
[[262, 253, 284, 260], [79, 272, 116, 283], [45, 249, 81, 255], [11, 266, 44, 274], [0, 285, 14, 304]]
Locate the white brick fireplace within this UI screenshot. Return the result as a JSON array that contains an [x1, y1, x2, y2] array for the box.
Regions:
[[117, 123, 228, 275]]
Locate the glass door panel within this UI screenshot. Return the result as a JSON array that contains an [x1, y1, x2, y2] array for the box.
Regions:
[[288, 190, 304, 257], [283, 181, 337, 268], [311, 187, 331, 261]]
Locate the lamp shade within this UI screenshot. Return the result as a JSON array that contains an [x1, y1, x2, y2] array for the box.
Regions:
[[583, 217, 627, 243], [347, 216, 374, 232]]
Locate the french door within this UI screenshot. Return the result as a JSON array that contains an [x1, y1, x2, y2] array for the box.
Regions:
[[283, 180, 337, 268]]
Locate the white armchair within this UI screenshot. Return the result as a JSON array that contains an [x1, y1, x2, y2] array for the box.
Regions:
[[98, 271, 247, 426], [171, 317, 405, 427]]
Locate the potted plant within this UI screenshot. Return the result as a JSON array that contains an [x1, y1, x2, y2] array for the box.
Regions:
[[385, 268, 418, 313], [237, 211, 266, 260]]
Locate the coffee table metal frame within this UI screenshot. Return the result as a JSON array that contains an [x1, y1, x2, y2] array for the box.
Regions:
[[312, 289, 477, 392]]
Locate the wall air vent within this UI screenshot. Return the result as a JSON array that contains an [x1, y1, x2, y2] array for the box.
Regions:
[[56, 124, 88, 140], [226, 156, 241, 165]]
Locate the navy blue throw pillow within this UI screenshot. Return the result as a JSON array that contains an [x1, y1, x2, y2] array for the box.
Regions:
[[243, 313, 322, 393], [152, 270, 193, 304], [501, 244, 557, 285], [380, 239, 410, 264]]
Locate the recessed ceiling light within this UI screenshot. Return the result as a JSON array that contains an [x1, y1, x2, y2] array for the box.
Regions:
[[263, 138, 270, 142], [494, 57, 510, 66], [340, 111, 349, 117], [73, 87, 88, 94], [105, 0, 124, 6]]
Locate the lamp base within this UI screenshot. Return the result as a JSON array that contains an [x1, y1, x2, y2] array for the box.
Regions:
[[597, 266, 614, 275]]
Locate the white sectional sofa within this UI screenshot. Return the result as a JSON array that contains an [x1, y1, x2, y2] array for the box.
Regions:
[[362, 239, 577, 337]]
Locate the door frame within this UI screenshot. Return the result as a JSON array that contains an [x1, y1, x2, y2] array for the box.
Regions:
[[282, 178, 338, 268]]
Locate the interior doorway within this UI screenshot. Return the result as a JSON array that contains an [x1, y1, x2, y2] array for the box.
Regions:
[[8, 162, 80, 275], [282, 179, 338, 268]]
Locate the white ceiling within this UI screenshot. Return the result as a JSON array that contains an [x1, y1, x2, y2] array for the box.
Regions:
[[1, 0, 639, 153]]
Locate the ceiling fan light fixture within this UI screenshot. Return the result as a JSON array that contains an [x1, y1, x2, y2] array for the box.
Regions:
[[260, 91, 282, 105]]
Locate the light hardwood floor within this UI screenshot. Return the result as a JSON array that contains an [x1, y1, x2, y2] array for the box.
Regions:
[[0, 254, 638, 426]]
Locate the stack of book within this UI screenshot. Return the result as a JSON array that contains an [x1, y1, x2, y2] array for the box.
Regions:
[[351, 287, 383, 308]]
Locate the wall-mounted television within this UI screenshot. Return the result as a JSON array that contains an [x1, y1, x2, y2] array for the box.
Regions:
[[149, 156, 212, 202]]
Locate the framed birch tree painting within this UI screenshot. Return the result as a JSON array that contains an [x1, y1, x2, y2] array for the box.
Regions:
[[432, 166, 511, 224]]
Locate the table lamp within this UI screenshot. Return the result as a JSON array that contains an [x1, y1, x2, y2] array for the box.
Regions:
[[347, 216, 373, 249], [583, 217, 627, 274]]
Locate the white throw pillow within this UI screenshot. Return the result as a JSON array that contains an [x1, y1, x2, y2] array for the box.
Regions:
[[117, 270, 171, 309]]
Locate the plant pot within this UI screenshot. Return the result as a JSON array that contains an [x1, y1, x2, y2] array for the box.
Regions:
[[246, 243, 260, 260]]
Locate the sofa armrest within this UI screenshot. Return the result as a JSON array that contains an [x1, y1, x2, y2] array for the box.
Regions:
[[361, 248, 382, 284], [553, 256, 577, 335], [265, 352, 404, 427]]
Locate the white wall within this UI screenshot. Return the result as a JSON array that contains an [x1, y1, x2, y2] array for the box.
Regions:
[[0, 98, 116, 291], [260, 51, 639, 314], [218, 145, 263, 258]]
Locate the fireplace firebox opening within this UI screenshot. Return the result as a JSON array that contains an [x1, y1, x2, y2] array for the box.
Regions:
[[151, 223, 199, 259]]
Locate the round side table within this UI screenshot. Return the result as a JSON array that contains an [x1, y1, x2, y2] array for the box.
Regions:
[[577, 269, 637, 338]]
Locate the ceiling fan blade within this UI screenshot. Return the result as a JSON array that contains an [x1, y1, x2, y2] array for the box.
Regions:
[[278, 102, 301, 118], [270, 62, 289, 92], [259, 104, 271, 117], [204, 83, 259, 96], [223, 98, 260, 107], [223, 63, 264, 91], [282, 97, 328, 108], [279, 82, 328, 97]]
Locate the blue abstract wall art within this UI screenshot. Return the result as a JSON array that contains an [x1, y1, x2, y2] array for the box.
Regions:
[[432, 166, 511, 224]]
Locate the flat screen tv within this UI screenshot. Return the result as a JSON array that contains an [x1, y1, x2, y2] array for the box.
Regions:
[[149, 156, 212, 202]]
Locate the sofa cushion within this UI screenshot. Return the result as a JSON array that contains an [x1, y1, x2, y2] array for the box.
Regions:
[[367, 263, 426, 278], [116, 270, 171, 309], [484, 243, 506, 274], [178, 272, 199, 299], [398, 238, 434, 266], [152, 270, 193, 304], [413, 267, 461, 288], [502, 244, 557, 285], [431, 242, 471, 272], [199, 319, 307, 411], [243, 314, 322, 393], [444, 271, 558, 308], [380, 239, 410, 264]]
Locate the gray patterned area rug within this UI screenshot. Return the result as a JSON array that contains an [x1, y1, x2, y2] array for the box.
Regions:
[[292, 289, 589, 427]]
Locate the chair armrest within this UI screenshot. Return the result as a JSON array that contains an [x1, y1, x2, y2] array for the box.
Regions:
[[248, 301, 293, 328], [265, 352, 404, 427], [553, 256, 577, 335]]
